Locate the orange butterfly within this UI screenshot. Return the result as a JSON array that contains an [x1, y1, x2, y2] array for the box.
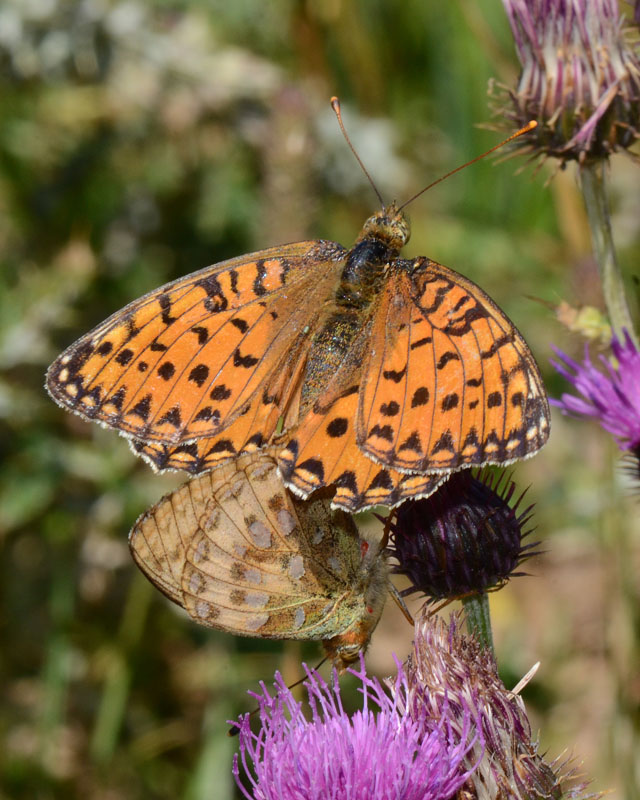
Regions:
[[47, 125, 549, 512], [130, 452, 391, 670]]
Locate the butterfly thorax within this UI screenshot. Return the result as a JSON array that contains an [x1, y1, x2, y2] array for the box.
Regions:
[[300, 206, 410, 413], [336, 204, 410, 310]]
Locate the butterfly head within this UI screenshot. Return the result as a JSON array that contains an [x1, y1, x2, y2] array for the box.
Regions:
[[357, 202, 410, 253]]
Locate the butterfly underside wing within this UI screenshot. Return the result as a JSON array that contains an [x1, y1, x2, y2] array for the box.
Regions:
[[129, 452, 389, 669]]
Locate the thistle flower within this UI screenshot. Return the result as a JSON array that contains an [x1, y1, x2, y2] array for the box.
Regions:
[[495, 0, 640, 163], [404, 612, 593, 800], [232, 659, 481, 800], [551, 330, 640, 461], [386, 470, 537, 602]]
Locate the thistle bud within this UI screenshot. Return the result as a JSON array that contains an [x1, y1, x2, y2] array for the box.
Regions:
[[387, 470, 537, 601]]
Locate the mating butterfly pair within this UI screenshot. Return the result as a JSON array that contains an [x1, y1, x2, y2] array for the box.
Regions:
[[47, 180, 550, 666]]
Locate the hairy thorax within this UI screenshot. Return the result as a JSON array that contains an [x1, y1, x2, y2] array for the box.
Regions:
[[300, 204, 410, 413]]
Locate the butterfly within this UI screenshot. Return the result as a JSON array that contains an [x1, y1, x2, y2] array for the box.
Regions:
[[47, 196, 549, 512], [129, 451, 391, 670]]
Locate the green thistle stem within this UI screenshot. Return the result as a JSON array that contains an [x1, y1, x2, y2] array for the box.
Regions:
[[579, 161, 638, 346], [462, 592, 495, 655]]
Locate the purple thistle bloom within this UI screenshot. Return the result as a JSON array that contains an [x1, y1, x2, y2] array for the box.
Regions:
[[550, 330, 640, 450], [494, 0, 640, 162], [232, 658, 481, 800]]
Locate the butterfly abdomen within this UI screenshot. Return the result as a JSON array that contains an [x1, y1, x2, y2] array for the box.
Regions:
[[300, 312, 363, 413]]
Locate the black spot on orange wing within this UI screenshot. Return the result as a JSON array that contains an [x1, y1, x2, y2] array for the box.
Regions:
[[233, 348, 259, 368], [463, 428, 480, 450], [368, 424, 394, 442], [191, 326, 209, 344], [194, 406, 220, 423], [410, 336, 432, 350], [487, 392, 502, 408], [207, 439, 237, 456], [398, 431, 422, 453], [432, 431, 454, 454], [157, 406, 182, 429], [382, 365, 407, 383], [367, 469, 393, 491], [335, 470, 358, 495], [481, 334, 514, 359], [441, 393, 459, 411], [108, 386, 127, 412], [228, 269, 239, 294], [244, 433, 264, 449], [115, 348, 134, 366], [158, 294, 177, 326], [327, 418, 349, 438], [411, 387, 430, 407], [380, 401, 400, 416], [253, 260, 268, 296], [210, 384, 232, 401], [96, 341, 113, 356], [130, 394, 152, 422], [188, 364, 210, 387], [297, 458, 324, 482], [124, 315, 141, 342], [158, 362, 175, 380], [195, 275, 228, 312], [436, 351, 460, 369], [231, 318, 249, 334]]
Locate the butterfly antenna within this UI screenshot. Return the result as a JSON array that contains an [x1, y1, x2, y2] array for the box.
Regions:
[[331, 97, 386, 209], [397, 120, 538, 212], [228, 656, 330, 737]]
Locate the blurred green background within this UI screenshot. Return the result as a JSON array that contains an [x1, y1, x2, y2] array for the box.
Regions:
[[1, 0, 639, 797]]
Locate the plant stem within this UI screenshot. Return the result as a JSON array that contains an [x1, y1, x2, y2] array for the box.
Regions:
[[579, 161, 637, 346], [462, 592, 495, 655]]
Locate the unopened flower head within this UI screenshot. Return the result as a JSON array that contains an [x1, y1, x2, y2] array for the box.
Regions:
[[386, 469, 537, 602], [405, 612, 593, 800], [232, 659, 480, 800], [494, 0, 640, 162], [551, 330, 640, 468]]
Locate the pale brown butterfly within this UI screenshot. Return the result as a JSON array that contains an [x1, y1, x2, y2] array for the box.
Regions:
[[129, 451, 401, 670]]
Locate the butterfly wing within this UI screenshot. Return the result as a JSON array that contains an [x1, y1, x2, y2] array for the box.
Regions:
[[357, 258, 550, 472], [127, 334, 312, 471], [280, 382, 446, 511], [47, 241, 346, 457], [129, 453, 384, 643]]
